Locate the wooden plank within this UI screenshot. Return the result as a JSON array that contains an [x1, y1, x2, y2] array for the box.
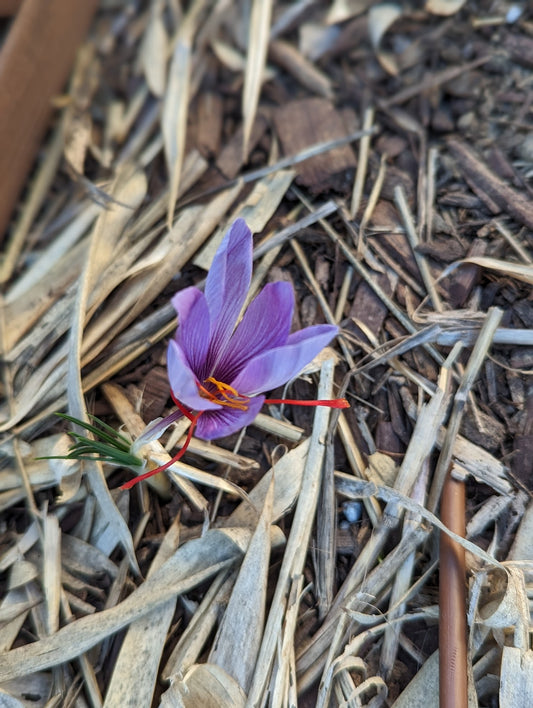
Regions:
[[0, 0, 98, 239]]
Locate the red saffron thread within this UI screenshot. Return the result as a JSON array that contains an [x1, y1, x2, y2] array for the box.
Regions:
[[120, 411, 202, 490], [122, 392, 349, 489], [264, 398, 349, 409], [170, 390, 195, 421]]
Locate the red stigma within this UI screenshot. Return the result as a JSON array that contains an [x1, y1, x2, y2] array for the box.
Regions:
[[264, 398, 349, 409], [121, 410, 202, 490], [121, 391, 349, 489]]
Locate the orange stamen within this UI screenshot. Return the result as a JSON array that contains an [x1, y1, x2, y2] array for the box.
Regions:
[[121, 411, 202, 490], [264, 398, 350, 408], [198, 376, 250, 411]]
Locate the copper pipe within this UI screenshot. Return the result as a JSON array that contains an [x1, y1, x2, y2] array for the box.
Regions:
[[439, 470, 468, 708], [0, 0, 21, 15], [0, 0, 99, 241]]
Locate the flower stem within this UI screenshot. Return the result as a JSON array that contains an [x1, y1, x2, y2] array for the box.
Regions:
[[121, 411, 202, 490]]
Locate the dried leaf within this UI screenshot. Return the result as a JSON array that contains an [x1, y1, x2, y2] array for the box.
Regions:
[[104, 519, 181, 707], [210, 482, 273, 692], [441, 257, 533, 286], [247, 360, 336, 706], [368, 3, 403, 76], [161, 663, 246, 708], [242, 0, 273, 159], [425, 0, 467, 16], [500, 647, 533, 707], [0, 528, 269, 683], [140, 0, 168, 97], [67, 167, 147, 573], [163, 34, 192, 228], [327, 0, 374, 25]]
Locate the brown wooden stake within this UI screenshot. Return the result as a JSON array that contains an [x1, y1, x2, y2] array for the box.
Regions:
[[439, 468, 468, 708], [0, 0, 99, 241]]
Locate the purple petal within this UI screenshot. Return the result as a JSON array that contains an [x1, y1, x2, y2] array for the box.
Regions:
[[214, 281, 294, 382], [167, 340, 222, 412], [204, 219, 253, 368], [195, 395, 265, 440], [171, 287, 210, 374], [230, 324, 338, 396]]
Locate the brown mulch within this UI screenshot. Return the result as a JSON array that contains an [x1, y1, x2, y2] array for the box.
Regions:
[[1, 1, 532, 706]]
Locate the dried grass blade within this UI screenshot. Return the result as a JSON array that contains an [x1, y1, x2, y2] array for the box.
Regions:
[[447, 432, 512, 495], [163, 0, 207, 227], [509, 500, 533, 561], [391, 650, 439, 706], [5, 238, 85, 353], [500, 647, 533, 707], [226, 438, 309, 528], [301, 525, 429, 698], [0, 522, 40, 575], [302, 352, 456, 693], [168, 461, 251, 503], [162, 570, 234, 680], [160, 663, 247, 707], [67, 169, 147, 573], [350, 107, 374, 217], [210, 481, 274, 693], [294, 186, 445, 366], [441, 256, 533, 286], [428, 307, 504, 513], [268, 39, 333, 98], [103, 519, 181, 707], [252, 412, 304, 442], [389, 355, 454, 504], [380, 460, 431, 680], [394, 184, 443, 311], [271, 574, 304, 705], [0, 528, 257, 683], [242, 0, 273, 160], [334, 475, 503, 569], [83, 183, 242, 367], [140, 0, 167, 97], [246, 359, 335, 707], [252, 200, 338, 259], [193, 170, 294, 271], [163, 31, 192, 228], [42, 513, 61, 637], [493, 219, 533, 265], [315, 433, 336, 619]]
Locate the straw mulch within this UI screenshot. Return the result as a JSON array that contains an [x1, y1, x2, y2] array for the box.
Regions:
[[1, 1, 532, 706]]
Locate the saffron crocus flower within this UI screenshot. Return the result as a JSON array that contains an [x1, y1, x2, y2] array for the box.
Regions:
[[122, 218, 347, 489]]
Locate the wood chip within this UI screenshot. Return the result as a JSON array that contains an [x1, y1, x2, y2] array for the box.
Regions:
[[448, 138, 533, 230], [273, 98, 357, 193]]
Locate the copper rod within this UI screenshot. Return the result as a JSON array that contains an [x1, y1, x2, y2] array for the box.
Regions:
[[0, 0, 99, 240], [439, 470, 468, 708], [0, 0, 21, 15]]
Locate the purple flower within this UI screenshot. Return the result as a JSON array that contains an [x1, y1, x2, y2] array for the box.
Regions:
[[167, 218, 338, 440]]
